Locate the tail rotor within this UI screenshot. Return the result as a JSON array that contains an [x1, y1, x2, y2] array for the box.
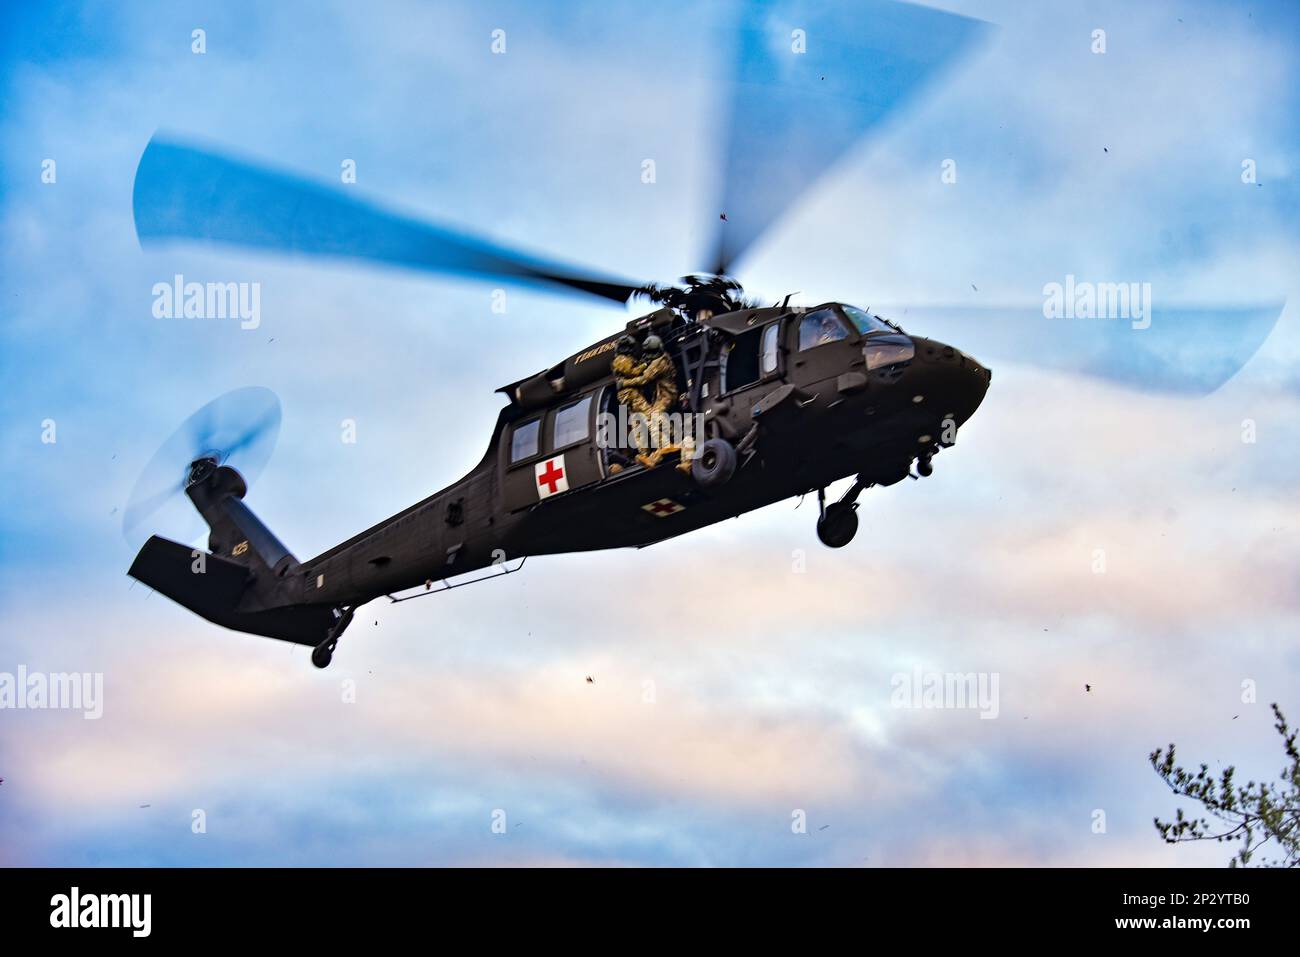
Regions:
[[122, 387, 281, 547]]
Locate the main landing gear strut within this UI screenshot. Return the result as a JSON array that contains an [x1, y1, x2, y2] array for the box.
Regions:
[[815, 478, 867, 549], [312, 606, 354, 669]]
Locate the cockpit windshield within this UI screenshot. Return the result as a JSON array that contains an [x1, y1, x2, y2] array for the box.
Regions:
[[841, 304, 896, 336]]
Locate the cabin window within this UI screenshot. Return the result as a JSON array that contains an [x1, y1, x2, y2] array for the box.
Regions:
[[723, 328, 763, 392], [553, 395, 592, 448], [761, 322, 780, 374], [798, 308, 848, 351], [510, 419, 540, 463]]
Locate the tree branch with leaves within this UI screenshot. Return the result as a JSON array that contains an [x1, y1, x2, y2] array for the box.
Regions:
[[1150, 703, 1299, 867]]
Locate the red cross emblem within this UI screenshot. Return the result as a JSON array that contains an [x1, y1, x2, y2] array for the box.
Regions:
[[534, 455, 568, 498], [641, 498, 684, 517]]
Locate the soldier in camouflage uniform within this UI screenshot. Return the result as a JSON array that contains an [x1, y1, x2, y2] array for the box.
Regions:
[[618, 334, 680, 468], [612, 335, 649, 414], [608, 335, 648, 473]]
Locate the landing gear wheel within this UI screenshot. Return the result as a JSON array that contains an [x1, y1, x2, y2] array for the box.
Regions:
[[311, 640, 335, 669], [816, 502, 859, 548], [917, 455, 934, 477], [691, 438, 737, 488]]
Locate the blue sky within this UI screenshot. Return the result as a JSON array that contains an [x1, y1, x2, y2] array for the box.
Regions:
[[1, 0, 1298, 866]]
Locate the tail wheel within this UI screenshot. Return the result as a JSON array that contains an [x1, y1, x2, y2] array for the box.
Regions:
[[816, 502, 858, 548], [691, 438, 738, 488], [311, 639, 336, 669]]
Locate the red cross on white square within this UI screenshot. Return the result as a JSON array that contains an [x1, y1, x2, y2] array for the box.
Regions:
[[641, 498, 685, 517], [534, 455, 568, 499]]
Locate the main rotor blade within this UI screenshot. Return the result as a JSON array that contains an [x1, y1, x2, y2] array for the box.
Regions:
[[708, 0, 988, 276], [887, 302, 1285, 395], [133, 136, 644, 304]]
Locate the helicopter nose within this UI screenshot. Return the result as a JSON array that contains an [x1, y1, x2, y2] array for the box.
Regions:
[[906, 337, 991, 427]]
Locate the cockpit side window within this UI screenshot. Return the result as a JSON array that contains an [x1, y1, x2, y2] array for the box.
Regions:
[[761, 322, 780, 374], [798, 309, 849, 351], [723, 328, 763, 393], [510, 418, 540, 463]]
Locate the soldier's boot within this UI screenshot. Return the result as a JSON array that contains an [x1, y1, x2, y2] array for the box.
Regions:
[[675, 435, 696, 475], [648, 413, 680, 463], [638, 424, 665, 467]]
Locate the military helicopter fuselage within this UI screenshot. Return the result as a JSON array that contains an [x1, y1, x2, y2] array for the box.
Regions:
[[130, 292, 989, 667]]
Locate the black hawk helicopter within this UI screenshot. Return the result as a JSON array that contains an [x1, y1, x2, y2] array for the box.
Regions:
[[128, 268, 988, 667], [122, 2, 1277, 667]]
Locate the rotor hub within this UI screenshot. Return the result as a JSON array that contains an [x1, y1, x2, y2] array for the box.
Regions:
[[185, 453, 222, 488], [639, 274, 751, 320]]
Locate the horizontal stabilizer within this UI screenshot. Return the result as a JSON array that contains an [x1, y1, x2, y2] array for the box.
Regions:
[[129, 535, 336, 646]]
